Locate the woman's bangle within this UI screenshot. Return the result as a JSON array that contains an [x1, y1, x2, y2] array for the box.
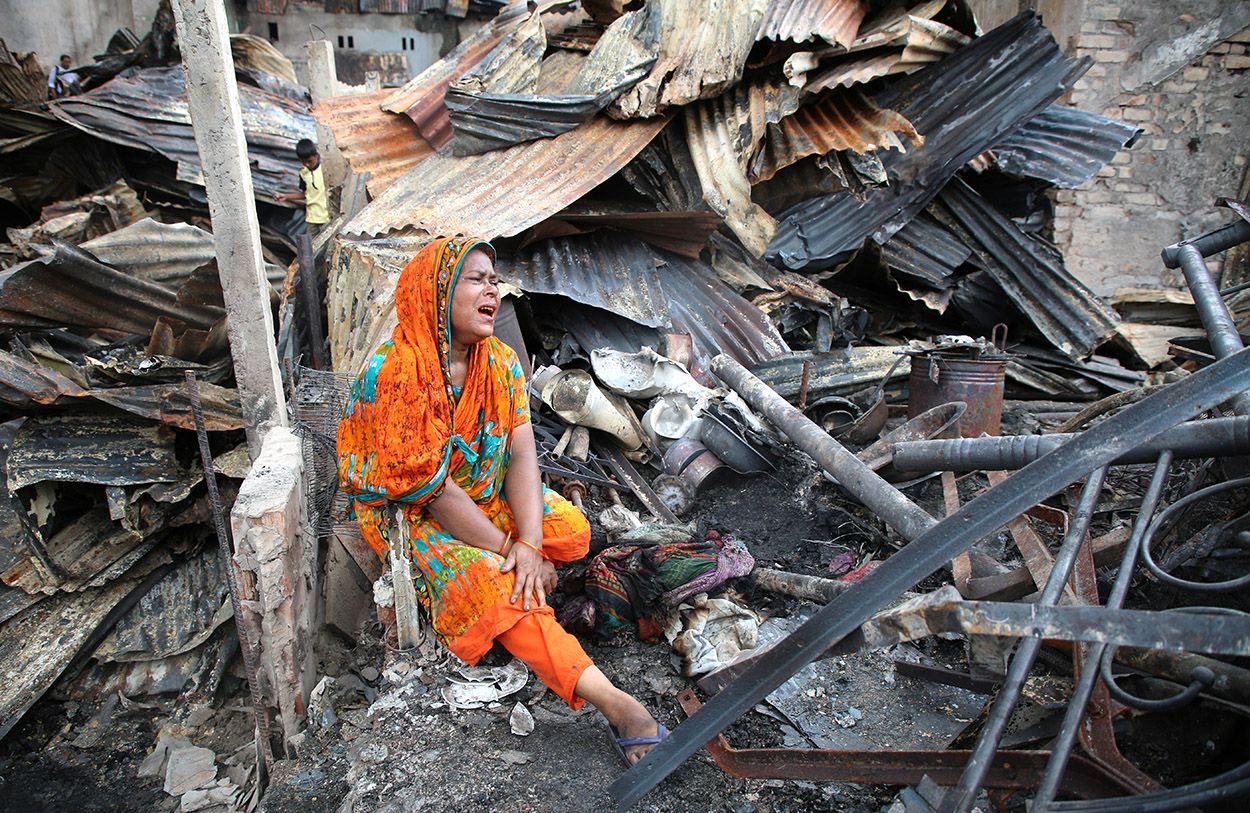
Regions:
[[514, 536, 543, 556], [498, 530, 513, 556]]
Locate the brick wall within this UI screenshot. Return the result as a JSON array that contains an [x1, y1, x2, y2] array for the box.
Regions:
[[1050, 4, 1250, 294]]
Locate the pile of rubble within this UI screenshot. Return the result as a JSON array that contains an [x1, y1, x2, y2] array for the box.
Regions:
[[0, 0, 313, 794], [305, 0, 1250, 811]]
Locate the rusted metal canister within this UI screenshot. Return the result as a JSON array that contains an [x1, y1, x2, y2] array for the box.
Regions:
[[907, 354, 1007, 437]]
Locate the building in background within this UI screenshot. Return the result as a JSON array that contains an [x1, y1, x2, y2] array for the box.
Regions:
[[239, 0, 493, 86]]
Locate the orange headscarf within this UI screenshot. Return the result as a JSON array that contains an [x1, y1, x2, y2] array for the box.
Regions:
[[337, 237, 521, 507]]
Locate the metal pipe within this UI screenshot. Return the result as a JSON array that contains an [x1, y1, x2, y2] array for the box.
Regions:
[[711, 355, 936, 542], [1175, 241, 1250, 414], [1160, 219, 1250, 267], [942, 468, 1107, 813], [1033, 453, 1173, 809], [892, 416, 1250, 472]]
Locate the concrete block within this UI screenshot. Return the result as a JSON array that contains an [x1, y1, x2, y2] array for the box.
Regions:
[[1182, 66, 1210, 81], [1096, 166, 1117, 178], [1093, 49, 1130, 62], [1117, 166, 1132, 178], [164, 745, 216, 795], [1121, 107, 1154, 121], [1223, 54, 1250, 69], [231, 427, 315, 746], [1123, 192, 1160, 205]]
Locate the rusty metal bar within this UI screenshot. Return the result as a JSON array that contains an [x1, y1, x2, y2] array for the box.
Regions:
[[185, 371, 273, 782], [610, 347, 1250, 811], [711, 355, 936, 542], [675, 689, 1134, 799], [1034, 453, 1173, 808], [942, 468, 1107, 813]]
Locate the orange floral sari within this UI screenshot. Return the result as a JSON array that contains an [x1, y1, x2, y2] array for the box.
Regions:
[[336, 237, 590, 663]]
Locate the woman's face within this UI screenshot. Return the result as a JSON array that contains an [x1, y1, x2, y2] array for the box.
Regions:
[[449, 248, 499, 347]]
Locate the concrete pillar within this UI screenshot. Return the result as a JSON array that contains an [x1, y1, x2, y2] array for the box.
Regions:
[[304, 39, 348, 188], [230, 428, 316, 746], [172, 0, 287, 456]]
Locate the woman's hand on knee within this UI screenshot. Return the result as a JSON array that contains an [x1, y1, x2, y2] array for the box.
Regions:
[[540, 560, 556, 593], [501, 543, 546, 610]]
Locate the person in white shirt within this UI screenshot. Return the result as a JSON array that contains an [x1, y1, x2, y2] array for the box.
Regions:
[[47, 54, 80, 98]]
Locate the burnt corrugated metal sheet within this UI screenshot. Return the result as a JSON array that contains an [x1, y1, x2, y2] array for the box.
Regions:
[[360, 0, 424, 11], [0, 240, 224, 333], [757, 0, 868, 48], [498, 232, 786, 368], [382, 1, 548, 148], [766, 12, 1086, 270], [95, 545, 229, 662], [49, 66, 314, 201], [229, 34, 298, 83], [936, 178, 1119, 359], [799, 10, 970, 94], [609, 0, 769, 119], [618, 123, 704, 211], [751, 89, 921, 183], [685, 79, 800, 255], [7, 415, 178, 489], [445, 4, 658, 154], [314, 90, 434, 197], [988, 104, 1141, 189], [0, 349, 86, 408], [344, 112, 669, 238], [503, 231, 669, 326], [0, 41, 45, 107], [79, 218, 215, 284], [532, 207, 722, 258], [879, 210, 971, 289], [0, 577, 138, 740], [90, 382, 243, 431]]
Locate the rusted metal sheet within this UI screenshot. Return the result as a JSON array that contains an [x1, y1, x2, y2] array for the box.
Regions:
[[445, 4, 658, 154], [609, 0, 769, 119], [0, 577, 138, 740], [501, 232, 786, 369], [314, 90, 434, 197], [751, 89, 920, 183], [7, 415, 178, 489], [757, 0, 868, 47], [381, 1, 555, 148], [90, 382, 244, 431], [0, 240, 224, 333], [0, 348, 87, 408], [685, 79, 800, 255], [229, 34, 298, 83], [880, 210, 971, 290], [79, 218, 215, 284], [49, 66, 314, 201], [936, 178, 1119, 359], [618, 123, 704, 211], [988, 104, 1142, 189], [95, 545, 230, 662], [343, 112, 669, 238], [767, 13, 1085, 270], [0, 41, 46, 107], [529, 206, 722, 258], [796, 5, 969, 93], [500, 230, 670, 327]]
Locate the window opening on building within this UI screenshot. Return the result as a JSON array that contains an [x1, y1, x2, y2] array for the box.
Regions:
[[267, 22, 279, 42]]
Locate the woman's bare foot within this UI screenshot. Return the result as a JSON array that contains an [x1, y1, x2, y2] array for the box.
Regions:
[[573, 665, 665, 764]]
